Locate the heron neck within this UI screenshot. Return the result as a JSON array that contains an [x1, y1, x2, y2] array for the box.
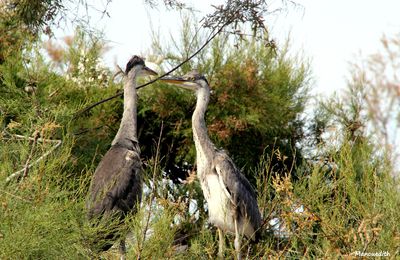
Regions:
[[192, 87, 215, 169], [112, 74, 138, 148]]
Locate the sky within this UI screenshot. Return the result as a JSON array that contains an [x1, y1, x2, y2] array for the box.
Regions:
[[58, 0, 400, 96]]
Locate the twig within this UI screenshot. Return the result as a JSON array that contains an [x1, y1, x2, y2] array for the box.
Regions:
[[21, 131, 39, 181], [74, 21, 230, 118], [3, 131, 62, 144], [112, 64, 125, 81], [136, 121, 164, 260], [5, 131, 62, 183]]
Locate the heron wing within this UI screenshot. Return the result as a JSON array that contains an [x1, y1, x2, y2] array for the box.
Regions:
[[87, 145, 143, 219], [213, 152, 262, 230]]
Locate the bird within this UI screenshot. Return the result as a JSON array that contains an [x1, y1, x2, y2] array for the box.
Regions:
[[160, 71, 262, 259], [86, 56, 157, 259]]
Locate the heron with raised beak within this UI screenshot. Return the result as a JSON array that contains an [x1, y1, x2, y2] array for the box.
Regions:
[[86, 56, 157, 259], [161, 71, 262, 259]]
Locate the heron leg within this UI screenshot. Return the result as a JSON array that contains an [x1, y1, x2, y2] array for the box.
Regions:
[[218, 228, 224, 258], [119, 239, 126, 260], [234, 219, 242, 260]]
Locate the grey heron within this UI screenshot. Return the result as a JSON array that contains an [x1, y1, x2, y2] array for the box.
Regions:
[[86, 56, 157, 259], [161, 71, 262, 259]]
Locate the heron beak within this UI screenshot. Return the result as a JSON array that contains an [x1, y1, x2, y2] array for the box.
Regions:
[[142, 66, 158, 76], [160, 76, 197, 90]]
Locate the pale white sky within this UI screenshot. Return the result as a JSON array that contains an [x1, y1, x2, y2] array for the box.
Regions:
[[269, 0, 400, 95], [58, 0, 400, 96]]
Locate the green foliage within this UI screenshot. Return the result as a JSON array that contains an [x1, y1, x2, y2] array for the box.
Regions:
[[2, 0, 63, 34], [139, 18, 310, 182], [289, 138, 400, 258], [0, 194, 87, 259], [208, 40, 309, 171], [0, 12, 399, 260], [0, 27, 120, 259], [131, 208, 177, 258], [0, 0, 64, 65], [0, 130, 88, 259]]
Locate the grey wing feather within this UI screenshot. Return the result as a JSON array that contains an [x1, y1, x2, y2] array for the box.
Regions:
[[87, 145, 143, 219], [213, 152, 262, 230]]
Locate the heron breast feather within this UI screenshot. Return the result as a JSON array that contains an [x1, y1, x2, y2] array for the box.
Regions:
[[204, 174, 235, 231]]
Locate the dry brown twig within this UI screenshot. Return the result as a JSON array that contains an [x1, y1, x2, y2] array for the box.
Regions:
[[4, 130, 62, 183], [20, 130, 40, 181]]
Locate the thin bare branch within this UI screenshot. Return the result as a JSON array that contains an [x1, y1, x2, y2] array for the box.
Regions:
[[20, 131, 39, 181], [74, 21, 228, 118], [5, 131, 62, 183], [74, 1, 295, 116]]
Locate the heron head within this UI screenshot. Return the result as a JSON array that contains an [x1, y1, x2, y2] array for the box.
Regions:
[[125, 55, 158, 78], [160, 70, 209, 91]]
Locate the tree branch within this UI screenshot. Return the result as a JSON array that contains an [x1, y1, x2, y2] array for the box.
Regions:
[[74, 22, 229, 118], [5, 131, 62, 183], [21, 131, 39, 181], [74, 1, 291, 117]]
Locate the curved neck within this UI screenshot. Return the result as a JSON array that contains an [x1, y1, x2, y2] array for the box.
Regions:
[[112, 73, 138, 148], [192, 87, 215, 168]]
